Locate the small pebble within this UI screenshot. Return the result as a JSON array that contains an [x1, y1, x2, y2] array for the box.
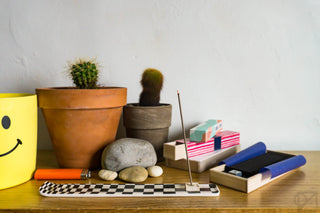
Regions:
[[147, 165, 163, 177], [119, 166, 148, 183], [98, 169, 118, 181]]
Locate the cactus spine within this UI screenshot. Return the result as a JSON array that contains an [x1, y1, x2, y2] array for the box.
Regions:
[[69, 58, 99, 89], [139, 68, 163, 106]]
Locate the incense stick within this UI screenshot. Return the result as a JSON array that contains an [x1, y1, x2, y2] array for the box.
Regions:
[[177, 90, 193, 186]]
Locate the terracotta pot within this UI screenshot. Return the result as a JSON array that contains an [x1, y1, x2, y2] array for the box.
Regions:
[[36, 87, 127, 169], [123, 103, 172, 161]]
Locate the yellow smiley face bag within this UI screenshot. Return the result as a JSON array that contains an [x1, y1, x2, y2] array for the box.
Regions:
[[0, 93, 37, 190]]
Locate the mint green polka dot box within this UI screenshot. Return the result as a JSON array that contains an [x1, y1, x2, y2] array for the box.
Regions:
[[189, 119, 223, 142]]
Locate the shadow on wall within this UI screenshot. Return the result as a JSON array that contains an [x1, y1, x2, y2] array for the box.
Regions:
[[168, 122, 199, 142], [37, 109, 52, 149], [116, 114, 126, 140]]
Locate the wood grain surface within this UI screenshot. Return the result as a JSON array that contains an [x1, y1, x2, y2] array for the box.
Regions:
[[0, 150, 319, 212]]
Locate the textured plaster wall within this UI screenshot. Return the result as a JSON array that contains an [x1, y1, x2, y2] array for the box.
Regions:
[[1, 0, 320, 150]]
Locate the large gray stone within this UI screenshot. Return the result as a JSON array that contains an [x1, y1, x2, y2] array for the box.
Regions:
[[101, 138, 157, 172]]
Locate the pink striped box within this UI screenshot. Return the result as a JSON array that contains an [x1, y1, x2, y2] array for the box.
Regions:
[[175, 138, 215, 158], [214, 130, 240, 150], [176, 131, 240, 159]]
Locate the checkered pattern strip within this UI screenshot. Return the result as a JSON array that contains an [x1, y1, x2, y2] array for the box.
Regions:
[[39, 181, 219, 197]]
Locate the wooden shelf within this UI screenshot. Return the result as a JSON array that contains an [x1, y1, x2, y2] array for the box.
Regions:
[[0, 150, 319, 212]]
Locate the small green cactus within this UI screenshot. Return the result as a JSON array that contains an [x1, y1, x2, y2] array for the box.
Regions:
[[139, 68, 163, 106], [69, 58, 99, 89]]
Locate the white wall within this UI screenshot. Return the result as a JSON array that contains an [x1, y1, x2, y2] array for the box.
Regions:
[[1, 0, 320, 150]]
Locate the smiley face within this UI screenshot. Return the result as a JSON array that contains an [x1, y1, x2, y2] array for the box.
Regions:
[[0, 93, 37, 190], [0, 115, 23, 157]]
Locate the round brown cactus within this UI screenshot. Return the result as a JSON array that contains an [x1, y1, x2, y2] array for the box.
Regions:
[[139, 68, 163, 106]]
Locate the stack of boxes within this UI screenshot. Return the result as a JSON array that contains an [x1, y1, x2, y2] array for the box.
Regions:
[[163, 119, 240, 173]]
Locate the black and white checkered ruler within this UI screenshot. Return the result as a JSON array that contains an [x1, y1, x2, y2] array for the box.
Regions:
[[39, 181, 219, 197]]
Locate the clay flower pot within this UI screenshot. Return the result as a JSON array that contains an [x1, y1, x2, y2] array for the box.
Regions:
[[123, 103, 172, 161], [36, 87, 127, 169]]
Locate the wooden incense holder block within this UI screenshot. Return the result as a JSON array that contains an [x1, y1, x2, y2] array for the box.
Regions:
[[165, 145, 240, 173], [163, 130, 240, 161], [163, 140, 215, 160], [190, 119, 222, 142], [209, 164, 294, 193], [209, 144, 307, 193], [163, 141, 186, 160]]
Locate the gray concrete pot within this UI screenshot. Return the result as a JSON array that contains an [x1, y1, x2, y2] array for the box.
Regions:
[[123, 103, 172, 161]]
